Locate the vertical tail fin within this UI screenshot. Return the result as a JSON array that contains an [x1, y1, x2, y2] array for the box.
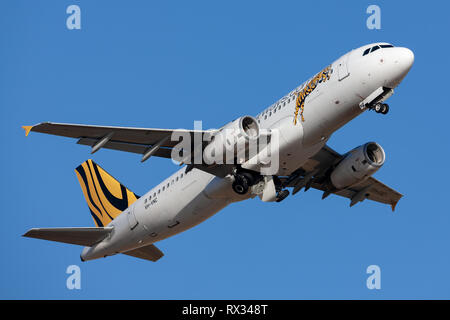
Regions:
[[75, 160, 140, 227]]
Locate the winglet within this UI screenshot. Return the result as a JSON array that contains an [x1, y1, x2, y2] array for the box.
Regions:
[[22, 125, 33, 137], [391, 201, 398, 212]]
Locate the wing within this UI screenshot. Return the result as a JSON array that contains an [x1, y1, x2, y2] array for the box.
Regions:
[[23, 122, 238, 177], [122, 244, 164, 262], [23, 122, 214, 162], [283, 145, 402, 211]]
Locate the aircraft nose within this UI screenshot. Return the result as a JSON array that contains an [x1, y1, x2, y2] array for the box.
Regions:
[[396, 47, 414, 73], [394, 47, 414, 79], [387, 47, 414, 87]]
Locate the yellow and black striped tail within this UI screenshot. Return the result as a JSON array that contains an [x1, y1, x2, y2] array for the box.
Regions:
[[75, 160, 140, 227]]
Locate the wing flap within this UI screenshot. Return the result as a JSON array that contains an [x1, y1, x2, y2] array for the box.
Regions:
[[312, 177, 402, 210], [23, 227, 113, 246], [77, 137, 173, 158], [123, 244, 164, 262]]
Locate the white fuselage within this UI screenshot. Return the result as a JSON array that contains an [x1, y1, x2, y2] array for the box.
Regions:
[[81, 43, 414, 261]]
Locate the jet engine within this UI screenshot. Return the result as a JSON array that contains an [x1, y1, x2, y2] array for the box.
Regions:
[[330, 142, 385, 189], [203, 116, 260, 165]]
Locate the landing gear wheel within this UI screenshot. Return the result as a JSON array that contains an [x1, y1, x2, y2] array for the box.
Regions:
[[232, 175, 249, 195], [374, 103, 382, 113], [373, 103, 389, 114], [241, 172, 255, 186]]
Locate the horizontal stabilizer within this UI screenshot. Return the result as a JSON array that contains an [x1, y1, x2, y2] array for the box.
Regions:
[[123, 244, 164, 262], [23, 227, 113, 247]]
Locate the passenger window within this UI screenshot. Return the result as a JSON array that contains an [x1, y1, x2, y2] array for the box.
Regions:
[[264, 115, 267, 120], [158, 189, 160, 194], [153, 192, 156, 197], [163, 186, 165, 191], [278, 105, 281, 110]]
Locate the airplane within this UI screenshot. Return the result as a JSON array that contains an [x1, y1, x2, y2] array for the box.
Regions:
[[22, 42, 414, 262]]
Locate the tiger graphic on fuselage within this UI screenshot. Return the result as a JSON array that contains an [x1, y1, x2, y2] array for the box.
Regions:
[[294, 65, 332, 124]]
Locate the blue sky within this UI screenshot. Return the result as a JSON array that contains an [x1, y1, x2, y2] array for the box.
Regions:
[[1, 0, 449, 299]]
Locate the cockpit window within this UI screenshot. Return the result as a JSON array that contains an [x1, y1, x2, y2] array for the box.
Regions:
[[363, 44, 394, 56]]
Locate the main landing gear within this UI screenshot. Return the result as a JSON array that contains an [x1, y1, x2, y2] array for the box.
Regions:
[[372, 102, 389, 115], [232, 172, 255, 195], [276, 189, 290, 202], [232, 171, 290, 202]]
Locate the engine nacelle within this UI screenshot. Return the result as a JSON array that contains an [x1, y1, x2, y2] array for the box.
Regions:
[[203, 116, 260, 165], [330, 142, 385, 189]]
